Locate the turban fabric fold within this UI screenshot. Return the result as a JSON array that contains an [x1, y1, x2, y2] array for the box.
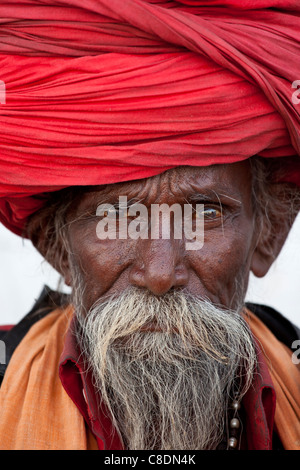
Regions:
[[0, 0, 299, 235]]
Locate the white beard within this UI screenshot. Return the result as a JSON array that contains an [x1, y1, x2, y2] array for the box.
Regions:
[[74, 286, 256, 450]]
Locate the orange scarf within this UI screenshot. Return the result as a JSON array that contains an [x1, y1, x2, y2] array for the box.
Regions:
[[0, 306, 299, 449], [244, 310, 300, 450], [0, 306, 97, 450]]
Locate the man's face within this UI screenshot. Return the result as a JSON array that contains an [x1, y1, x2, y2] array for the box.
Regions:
[[66, 161, 260, 450], [66, 161, 258, 312]]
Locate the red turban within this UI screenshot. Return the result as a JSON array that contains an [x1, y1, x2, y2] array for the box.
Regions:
[[0, 0, 299, 236]]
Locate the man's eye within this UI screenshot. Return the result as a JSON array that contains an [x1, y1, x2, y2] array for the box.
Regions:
[[194, 206, 222, 221], [202, 207, 222, 220], [102, 208, 116, 217], [102, 207, 133, 218], [116, 207, 135, 218]]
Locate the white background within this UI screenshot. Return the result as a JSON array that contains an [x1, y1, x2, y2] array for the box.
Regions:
[[0, 216, 299, 328]]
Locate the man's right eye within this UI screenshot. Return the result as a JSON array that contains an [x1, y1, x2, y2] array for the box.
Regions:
[[102, 208, 115, 217], [201, 206, 222, 221], [101, 206, 134, 218]]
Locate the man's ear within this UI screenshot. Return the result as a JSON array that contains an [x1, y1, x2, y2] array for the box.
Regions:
[[27, 217, 73, 286], [58, 259, 72, 287], [40, 239, 73, 286], [250, 188, 297, 278], [250, 228, 286, 278]]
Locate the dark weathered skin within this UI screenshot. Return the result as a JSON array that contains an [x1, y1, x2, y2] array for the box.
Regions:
[[64, 162, 288, 313]]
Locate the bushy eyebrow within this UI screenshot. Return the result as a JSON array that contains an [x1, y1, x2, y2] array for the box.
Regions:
[[186, 191, 242, 207], [216, 193, 242, 206], [112, 197, 146, 209], [71, 193, 147, 223]]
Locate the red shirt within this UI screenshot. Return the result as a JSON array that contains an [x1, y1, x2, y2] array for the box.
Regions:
[[58, 317, 277, 450]]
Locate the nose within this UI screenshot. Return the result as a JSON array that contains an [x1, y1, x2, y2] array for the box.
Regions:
[[129, 239, 189, 296]]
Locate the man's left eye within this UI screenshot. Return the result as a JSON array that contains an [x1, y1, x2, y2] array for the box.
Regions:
[[202, 207, 222, 220], [194, 205, 222, 221]]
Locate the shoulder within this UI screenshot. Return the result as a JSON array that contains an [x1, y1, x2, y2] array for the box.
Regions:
[[0, 286, 69, 385], [246, 302, 300, 348]]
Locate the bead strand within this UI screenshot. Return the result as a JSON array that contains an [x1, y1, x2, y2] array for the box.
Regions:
[[227, 400, 241, 450]]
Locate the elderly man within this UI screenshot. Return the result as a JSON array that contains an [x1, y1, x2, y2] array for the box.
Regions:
[[0, 0, 300, 451]]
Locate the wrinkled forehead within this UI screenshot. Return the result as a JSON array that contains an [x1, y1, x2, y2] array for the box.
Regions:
[[71, 162, 253, 213]]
